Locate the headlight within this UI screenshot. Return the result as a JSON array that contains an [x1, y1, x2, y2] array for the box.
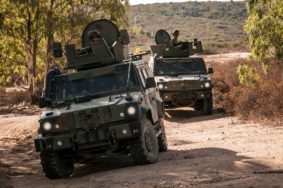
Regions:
[[43, 122, 52, 131], [158, 84, 164, 89], [55, 124, 60, 129], [127, 106, 136, 115], [204, 82, 210, 88]]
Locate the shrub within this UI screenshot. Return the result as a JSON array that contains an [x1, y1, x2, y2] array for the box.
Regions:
[[211, 59, 283, 121], [236, 64, 260, 87]]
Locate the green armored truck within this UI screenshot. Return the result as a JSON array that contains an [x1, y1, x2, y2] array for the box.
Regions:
[[149, 29, 214, 115], [34, 20, 167, 179]]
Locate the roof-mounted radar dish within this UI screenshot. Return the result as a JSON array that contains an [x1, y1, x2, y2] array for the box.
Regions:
[[82, 19, 120, 47], [155, 29, 171, 45]]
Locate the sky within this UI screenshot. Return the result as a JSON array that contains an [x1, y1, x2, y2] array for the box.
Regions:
[[130, 0, 244, 5]]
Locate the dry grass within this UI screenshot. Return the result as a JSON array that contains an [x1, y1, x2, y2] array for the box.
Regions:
[[0, 89, 29, 104], [0, 89, 35, 114], [211, 59, 283, 121]]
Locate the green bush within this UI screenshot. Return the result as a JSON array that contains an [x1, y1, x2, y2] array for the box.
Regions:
[[245, 0, 283, 61], [236, 64, 260, 87]]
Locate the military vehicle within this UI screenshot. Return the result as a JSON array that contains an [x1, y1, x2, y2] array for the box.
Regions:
[[149, 29, 214, 115], [34, 19, 167, 179]]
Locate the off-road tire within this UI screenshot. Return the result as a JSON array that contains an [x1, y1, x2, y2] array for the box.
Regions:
[[129, 119, 159, 165], [40, 152, 74, 179], [158, 118, 168, 152], [194, 100, 203, 111], [202, 97, 213, 115]]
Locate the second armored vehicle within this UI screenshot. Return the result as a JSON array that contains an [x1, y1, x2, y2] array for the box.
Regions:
[[149, 29, 214, 115], [35, 20, 167, 179]]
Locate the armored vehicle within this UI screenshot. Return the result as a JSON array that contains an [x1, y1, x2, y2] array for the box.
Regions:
[[35, 20, 167, 179], [149, 29, 214, 115]]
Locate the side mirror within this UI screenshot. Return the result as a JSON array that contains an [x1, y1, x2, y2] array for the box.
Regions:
[[146, 77, 156, 88], [45, 68, 60, 100], [120, 29, 130, 45], [38, 97, 46, 108], [208, 67, 214, 74], [53, 42, 62, 58]]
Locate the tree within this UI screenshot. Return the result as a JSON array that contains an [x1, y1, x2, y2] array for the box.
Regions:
[[1, 1, 46, 98], [0, 0, 129, 101], [245, 0, 283, 61]]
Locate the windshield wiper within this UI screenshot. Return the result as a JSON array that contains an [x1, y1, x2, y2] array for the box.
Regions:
[[169, 73, 179, 77], [51, 100, 72, 108], [190, 71, 204, 74], [75, 94, 104, 103], [74, 95, 91, 103]]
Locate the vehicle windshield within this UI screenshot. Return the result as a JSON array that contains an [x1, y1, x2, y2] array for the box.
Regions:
[[155, 59, 206, 76], [53, 64, 140, 102]]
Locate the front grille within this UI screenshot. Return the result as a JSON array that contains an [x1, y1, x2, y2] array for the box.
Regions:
[[164, 80, 200, 90]]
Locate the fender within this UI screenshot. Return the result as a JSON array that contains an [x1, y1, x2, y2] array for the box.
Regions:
[[155, 97, 165, 119], [140, 105, 155, 125]]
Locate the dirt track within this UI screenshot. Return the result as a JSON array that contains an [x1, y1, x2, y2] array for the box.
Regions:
[[0, 52, 282, 187], [199, 52, 251, 63], [1, 108, 283, 188]]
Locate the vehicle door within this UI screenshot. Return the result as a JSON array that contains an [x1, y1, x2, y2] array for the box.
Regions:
[[137, 65, 163, 123]]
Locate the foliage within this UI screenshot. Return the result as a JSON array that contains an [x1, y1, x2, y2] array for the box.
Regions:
[[0, 0, 129, 99], [0, 33, 26, 86], [236, 64, 260, 87], [245, 0, 283, 61], [0, 0, 47, 92], [211, 59, 283, 120], [0, 13, 3, 29]]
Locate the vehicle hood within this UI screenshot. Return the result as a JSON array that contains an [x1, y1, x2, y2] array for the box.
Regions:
[[39, 92, 141, 134]]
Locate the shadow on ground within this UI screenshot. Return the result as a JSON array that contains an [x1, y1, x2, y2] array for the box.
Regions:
[[2, 113, 282, 187], [4, 136, 282, 188], [165, 107, 227, 123], [71, 147, 268, 179]]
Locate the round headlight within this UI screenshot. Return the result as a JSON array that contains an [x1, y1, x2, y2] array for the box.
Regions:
[[43, 122, 52, 131], [55, 124, 60, 129], [158, 84, 164, 89], [127, 106, 136, 115], [204, 82, 210, 88]]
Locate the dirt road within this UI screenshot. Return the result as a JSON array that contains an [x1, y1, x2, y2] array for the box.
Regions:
[[1, 108, 283, 188], [199, 52, 251, 63]]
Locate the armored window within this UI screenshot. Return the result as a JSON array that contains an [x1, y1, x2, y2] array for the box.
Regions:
[[53, 64, 141, 102]]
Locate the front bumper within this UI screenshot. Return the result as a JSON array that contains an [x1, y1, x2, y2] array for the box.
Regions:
[[34, 120, 141, 152], [160, 90, 212, 106]]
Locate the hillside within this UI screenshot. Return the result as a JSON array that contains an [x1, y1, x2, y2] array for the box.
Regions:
[[129, 1, 248, 52]]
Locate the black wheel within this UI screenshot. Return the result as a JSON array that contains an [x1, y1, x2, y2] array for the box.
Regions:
[[129, 119, 159, 165], [40, 152, 74, 179], [202, 97, 213, 115], [194, 100, 203, 111], [158, 118, 168, 152]]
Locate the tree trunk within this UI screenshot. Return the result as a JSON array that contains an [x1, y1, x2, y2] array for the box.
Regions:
[[26, 46, 34, 99], [26, 39, 38, 103], [32, 39, 38, 102], [43, 0, 55, 94], [26, 0, 34, 103]]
